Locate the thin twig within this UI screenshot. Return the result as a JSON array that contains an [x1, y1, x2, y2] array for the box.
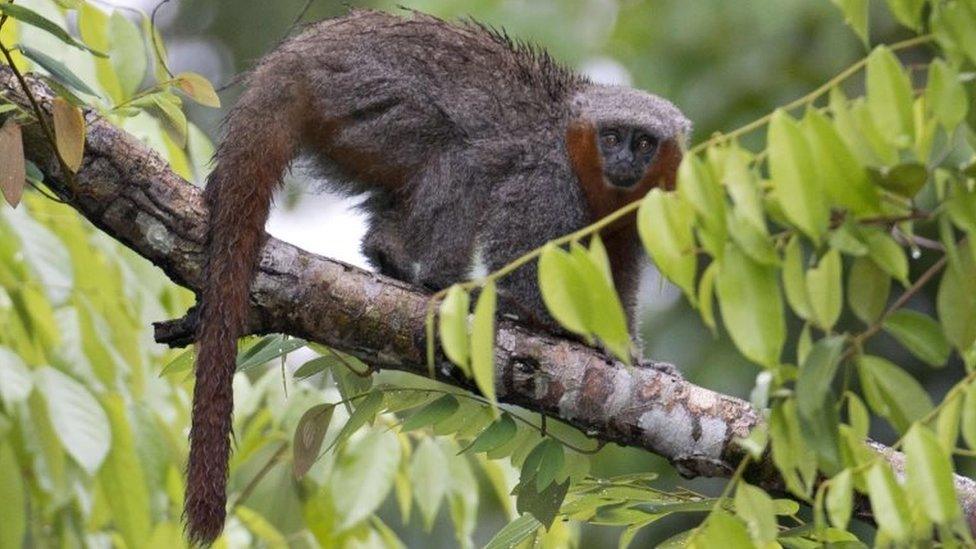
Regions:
[[149, 0, 175, 80], [229, 442, 289, 512]]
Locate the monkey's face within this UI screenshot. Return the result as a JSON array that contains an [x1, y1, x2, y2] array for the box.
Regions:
[[596, 126, 660, 189]]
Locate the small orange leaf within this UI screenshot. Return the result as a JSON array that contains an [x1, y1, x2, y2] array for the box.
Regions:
[[52, 97, 85, 172], [0, 118, 26, 207], [174, 72, 220, 108]]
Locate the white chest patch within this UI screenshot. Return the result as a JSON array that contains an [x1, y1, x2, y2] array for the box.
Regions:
[[467, 243, 489, 280]]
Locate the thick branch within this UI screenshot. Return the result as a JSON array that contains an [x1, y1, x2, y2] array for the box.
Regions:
[[4, 66, 975, 533]]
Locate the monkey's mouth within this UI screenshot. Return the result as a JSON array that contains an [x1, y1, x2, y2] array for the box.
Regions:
[[606, 174, 640, 189]]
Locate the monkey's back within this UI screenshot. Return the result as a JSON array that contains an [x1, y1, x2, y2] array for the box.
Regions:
[[241, 10, 588, 190], [297, 10, 583, 131]]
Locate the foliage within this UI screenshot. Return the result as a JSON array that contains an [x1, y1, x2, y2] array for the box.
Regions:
[[429, 0, 976, 545], [2, 0, 976, 547]]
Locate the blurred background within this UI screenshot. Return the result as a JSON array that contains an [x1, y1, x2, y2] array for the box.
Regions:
[[104, 0, 940, 545]]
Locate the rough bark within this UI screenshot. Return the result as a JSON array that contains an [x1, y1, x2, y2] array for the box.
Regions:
[[3, 65, 975, 533]]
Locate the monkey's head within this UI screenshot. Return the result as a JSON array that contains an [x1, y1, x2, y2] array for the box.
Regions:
[[567, 84, 690, 220]]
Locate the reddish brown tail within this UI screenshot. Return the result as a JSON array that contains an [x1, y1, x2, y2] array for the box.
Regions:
[[185, 77, 299, 544]]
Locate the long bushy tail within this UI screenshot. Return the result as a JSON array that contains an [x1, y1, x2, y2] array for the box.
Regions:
[[185, 71, 299, 545]]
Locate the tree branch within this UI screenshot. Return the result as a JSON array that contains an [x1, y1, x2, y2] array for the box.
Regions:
[[4, 65, 975, 534]]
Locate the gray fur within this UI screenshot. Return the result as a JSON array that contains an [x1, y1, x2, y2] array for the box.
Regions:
[[189, 10, 689, 541], [237, 9, 689, 325]]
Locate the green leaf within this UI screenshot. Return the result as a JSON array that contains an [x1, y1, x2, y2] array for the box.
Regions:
[[936, 391, 963, 453], [796, 337, 844, 418], [803, 108, 879, 215], [109, 11, 147, 99], [292, 404, 335, 478], [796, 336, 845, 472], [933, 1, 976, 66], [870, 162, 928, 198], [587, 234, 614, 284], [782, 236, 811, 320], [847, 391, 870, 439], [35, 367, 110, 475], [638, 190, 697, 303], [936, 244, 976, 353], [293, 355, 338, 380], [848, 256, 891, 324], [830, 0, 869, 44], [78, 3, 122, 104], [484, 514, 541, 549], [569, 243, 631, 363], [858, 355, 933, 433], [886, 0, 925, 29], [159, 347, 194, 376], [677, 154, 726, 244], [327, 390, 383, 453], [697, 261, 718, 332], [330, 429, 400, 530], [148, 93, 188, 147], [523, 439, 564, 491], [514, 475, 569, 529], [471, 281, 497, 407], [0, 346, 33, 405], [20, 42, 98, 108], [716, 243, 785, 367], [831, 87, 885, 166], [826, 469, 854, 530], [438, 284, 470, 373], [410, 438, 449, 530], [806, 249, 843, 331], [866, 46, 914, 145], [770, 400, 817, 498], [236, 335, 306, 371], [963, 384, 976, 451], [926, 59, 969, 131], [829, 223, 870, 256], [98, 395, 151, 548], [728, 210, 779, 266], [0, 3, 106, 57], [734, 482, 778, 544], [401, 394, 459, 432], [863, 228, 909, 286], [883, 310, 952, 367], [698, 510, 753, 548], [904, 424, 961, 524], [947, 182, 976, 238], [235, 506, 288, 549], [768, 109, 828, 243], [721, 145, 766, 230], [866, 462, 912, 542], [538, 244, 589, 337], [461, 413, 517, 454], [0, 438, 25, 549]]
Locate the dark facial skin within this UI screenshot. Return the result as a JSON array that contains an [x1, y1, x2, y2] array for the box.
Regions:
[[597, 126, 659, 188]]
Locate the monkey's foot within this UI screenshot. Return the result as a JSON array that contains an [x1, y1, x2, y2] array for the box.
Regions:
[[635, 358, 682, 378]]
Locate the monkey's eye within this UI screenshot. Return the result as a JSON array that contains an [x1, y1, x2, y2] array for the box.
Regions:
[[635, 135, 658, 154], [601, 132, 621, 148]]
